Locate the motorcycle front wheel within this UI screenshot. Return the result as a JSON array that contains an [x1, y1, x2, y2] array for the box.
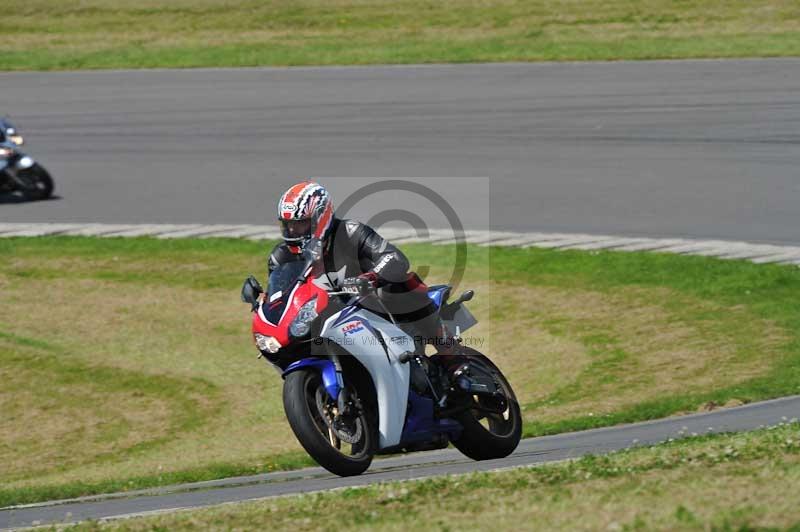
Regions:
[[451, 348, 522, 460], [19, 163, 54, 201], [283, 368, 376, 476]]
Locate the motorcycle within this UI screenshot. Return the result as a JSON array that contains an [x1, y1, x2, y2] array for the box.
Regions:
[[0, 118, 54, 201], [241, 238, 521, 476]]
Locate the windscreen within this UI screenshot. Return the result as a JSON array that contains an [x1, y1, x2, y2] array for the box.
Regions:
[[267, 260, 307, 300]]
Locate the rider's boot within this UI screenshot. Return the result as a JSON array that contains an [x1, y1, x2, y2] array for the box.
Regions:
[[428, 322, 475, 393], [410, 310, 476, 396]]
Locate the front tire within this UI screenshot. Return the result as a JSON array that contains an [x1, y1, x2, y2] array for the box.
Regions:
[[283, 369, 376, 476], [19, 163, 54, 201], [451, 349, 522, 460]]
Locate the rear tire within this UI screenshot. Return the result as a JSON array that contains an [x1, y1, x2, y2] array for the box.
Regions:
[[451, 349, 522, 460], [20, 164, 54, 201], [283, 368, 376, 476]]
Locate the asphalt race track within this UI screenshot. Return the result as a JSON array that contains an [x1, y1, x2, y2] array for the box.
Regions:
[[1, 59, 799, 244], [2, 396, 798, 529]]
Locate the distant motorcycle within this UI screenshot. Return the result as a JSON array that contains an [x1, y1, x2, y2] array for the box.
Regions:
[[0, 118, 54, 200], [241, 238, 522, 476]]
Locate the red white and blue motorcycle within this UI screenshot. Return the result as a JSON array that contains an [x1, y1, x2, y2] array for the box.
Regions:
[[241, 238, 521, 476]]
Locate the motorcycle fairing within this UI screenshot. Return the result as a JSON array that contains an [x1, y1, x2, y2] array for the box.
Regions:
[[320, 307, 413, 449], [282, 358, 341, 400], [443, 304, 478, 336], [399, 391, 462, 447], [426, 285, 451, 308], [253, 281, 329, 346]]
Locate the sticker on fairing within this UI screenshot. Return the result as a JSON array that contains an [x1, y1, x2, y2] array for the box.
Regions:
[[342, 321, 365, 336]]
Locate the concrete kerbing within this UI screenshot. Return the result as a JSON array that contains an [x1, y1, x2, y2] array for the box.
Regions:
[[1, 223, 799, 266]]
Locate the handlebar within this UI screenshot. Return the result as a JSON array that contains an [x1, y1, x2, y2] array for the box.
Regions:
[[327, 286, 396, 326], [327, 286, 376, 297]]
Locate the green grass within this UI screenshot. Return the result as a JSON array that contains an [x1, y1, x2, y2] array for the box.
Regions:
[[69, 422, 800, 530], [2, 0, 799, 70], [488, 246, 800, 436], [2, 235, 800, 507]]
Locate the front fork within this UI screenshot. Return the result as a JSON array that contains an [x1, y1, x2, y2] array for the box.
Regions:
[[280, 354, 355, 417], [329, 352, 350, 414]]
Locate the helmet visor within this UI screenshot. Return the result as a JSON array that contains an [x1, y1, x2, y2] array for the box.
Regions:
[[280, 218, 314, 241]]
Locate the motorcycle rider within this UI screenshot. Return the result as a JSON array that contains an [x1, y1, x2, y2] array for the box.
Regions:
[[267, 181, 467, 380]]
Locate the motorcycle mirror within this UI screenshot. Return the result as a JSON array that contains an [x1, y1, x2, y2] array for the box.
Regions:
[[453, 290, 474, 306], [241, 275, 263, 311]]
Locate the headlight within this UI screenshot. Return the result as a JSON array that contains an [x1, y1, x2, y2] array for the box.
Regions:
[[254, 333, 281, 354], [0, 147, 13, 158], [9, 135, 23, 145], [289, 297, 318, 338]]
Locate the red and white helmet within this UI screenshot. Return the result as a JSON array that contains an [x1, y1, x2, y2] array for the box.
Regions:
[[277, 181, 334, 251]]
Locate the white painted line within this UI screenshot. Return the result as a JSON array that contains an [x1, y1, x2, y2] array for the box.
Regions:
[[475, 232, 560, 247], [156, 225, 246, 239], [611, 239, 693, 252], [654, 240, 736, 254], [428, 231, 486, 245], [714, 244, 791, 260], [1, 223, 799, 268], [365, 228, 420, 241], [201, 225, 277, 239], [0, 223, 25, 234], [100, 224, 191, 237], [392, 230, 453, 244], [598, 238, 662, 250], [460, 231, 514, 244], [151, 225, 206, 238], [243, 230, 282, 241], [0, 223, 83, 237], [424, 234, 463, 245], [558, 237, 648, 251], [749, 249, 800, 264], [157, 225, 263, 238], [674, 244, 744, 257], [520, 233, 604, 248], [523, 235, 614, 249], [62, 224, 142, 237], [688, 243, 761, 258], [481, 234, 557, 247], [717, 245, 800, 262]]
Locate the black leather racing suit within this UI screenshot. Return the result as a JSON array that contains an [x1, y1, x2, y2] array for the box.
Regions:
[[268, 218, 440, 341]]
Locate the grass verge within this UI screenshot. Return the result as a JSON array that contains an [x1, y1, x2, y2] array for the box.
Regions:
[[2, 236, 800, 506], [2, 0, 799, 70], [69, 422, 800, 530]]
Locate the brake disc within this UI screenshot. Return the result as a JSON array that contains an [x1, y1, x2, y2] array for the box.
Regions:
[[333, 416, 363, 444], [315, 386, 363, 444]]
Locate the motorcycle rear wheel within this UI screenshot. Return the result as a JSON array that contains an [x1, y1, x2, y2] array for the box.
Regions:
[[283, 368, 376, 476], [451, 348, 522, 460]]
